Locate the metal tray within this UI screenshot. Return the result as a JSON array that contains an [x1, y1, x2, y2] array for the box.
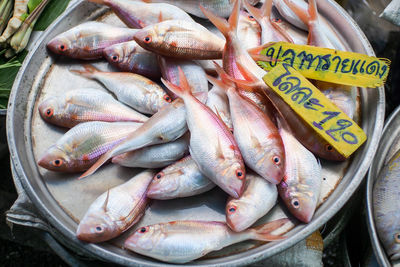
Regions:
[[366, 106, 400, 267], [7, 0, 384, 266]]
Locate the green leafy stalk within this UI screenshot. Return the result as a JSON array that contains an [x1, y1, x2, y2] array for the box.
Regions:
[[0, 0, 13, 33], [10, 0, 49, 53]]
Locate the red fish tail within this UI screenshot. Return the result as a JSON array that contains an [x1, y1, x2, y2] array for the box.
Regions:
[[250, 218, 290, 241], [161, 67, 192, 99], [200, 5, 230, 38], [282, 0, 309, 25]]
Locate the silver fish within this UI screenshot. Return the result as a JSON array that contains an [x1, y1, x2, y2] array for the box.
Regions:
[[125, 218, 288, 263], [147, 155, 215, 200], [111, 133, 189, 168], [38, 88, 148, 128], [80, 97, 201, 178], [71, 64, 171, 115], [319, 82, 356, 120], [373, 149, 400, 260], [47, 22, 138, 59], [76, 169, 156, 243], [87, 0, 193, 28], [103, 41, 161, 79], [226, 173, 278, 232], [38, 121, 142, 172]]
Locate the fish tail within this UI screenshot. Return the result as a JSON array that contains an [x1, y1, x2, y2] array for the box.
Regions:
[[282, 0, 309, 26], [200, 1, 234, 38], [161, 67, 192, 99], [308, 0, 319, 23], [70, 64, 99, 79], [250, 218, 289, 241]]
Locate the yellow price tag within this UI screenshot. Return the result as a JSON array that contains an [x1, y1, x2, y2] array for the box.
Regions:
[[257, 42, 390, 88], [263, 63, 367, 158]]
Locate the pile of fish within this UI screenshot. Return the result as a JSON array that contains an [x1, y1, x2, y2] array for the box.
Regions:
[[37, 0, 357, 263]]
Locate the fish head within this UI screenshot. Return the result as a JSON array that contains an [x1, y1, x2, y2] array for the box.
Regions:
[[226, 197, 252, 232], [278, 182, 317, 223], [218, 161, 246, 199], [38, 97, 64, 125], [147, 170, 180, 198], [47, 34, 74, 57], [265, 147, 285, 184], [124, 225, 161, 252], [239, 10, 259, 28], [37, 146, 72, 172], [134, 25, 164, 52], [318, 143, 346, 161], [377, 221, 400, 260], [76, 212, 119, 243], [103, 44, 126, 66]]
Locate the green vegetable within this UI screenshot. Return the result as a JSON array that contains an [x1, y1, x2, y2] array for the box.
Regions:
[[28, 0, 43, 13], [34, 0, 70, 31]]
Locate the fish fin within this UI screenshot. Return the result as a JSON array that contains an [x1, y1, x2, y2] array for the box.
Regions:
[[282, 0, 309, 26], [214, 108, 227, 127], [102, 190, 110, 212], [158, 11, 163, 23], [199, 5, 230, 38], [271, 21, 294, 43], [161, 67, 192, 99], [70, 64, 99, 79], [307, 0, 319, 45], [206, 74, 227, 89], [216, 138, 225, 160], [78, 150, 113, 179], [228, 0, 241, 32], [250, 218, 290, 241], [247, 43, 275, 56]]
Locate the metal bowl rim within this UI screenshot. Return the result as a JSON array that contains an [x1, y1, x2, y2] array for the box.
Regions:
[[6, 0, 385, 266]]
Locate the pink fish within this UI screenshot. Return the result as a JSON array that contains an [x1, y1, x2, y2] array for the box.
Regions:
[[162, 68, 245, 198]]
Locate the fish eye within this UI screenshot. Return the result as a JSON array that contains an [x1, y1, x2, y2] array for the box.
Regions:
[[59, 44, 67, 51], [395, 233, 400, 243], [235, 169, 244, 179], [272, 156, 281, 165], [325, 144, 333, 151], [95, 226, 104, 233], [291, 198, 300, 209], [155, 172, 163, 180], [227, 206, 237, 214], [52, 159, 63, 167], [248, 15, 255, 21], [138, 226, 149, 233], [273, 18, 282, 23], [144, 36, 152, 44], [111, 55, 119, 62], [45, 108, 54, 117], [163, 95, 172, 103]]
